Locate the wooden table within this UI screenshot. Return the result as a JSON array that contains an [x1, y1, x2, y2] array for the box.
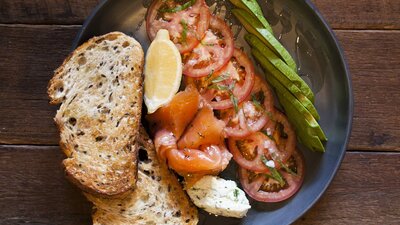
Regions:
[[0, 0, 399, 224]]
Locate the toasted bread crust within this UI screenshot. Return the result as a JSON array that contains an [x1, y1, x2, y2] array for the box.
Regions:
[[86, 127, 199, 225], [48, 32, 144, 197]]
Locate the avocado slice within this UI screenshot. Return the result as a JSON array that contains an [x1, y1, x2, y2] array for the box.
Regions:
[[251, 48, 319, 120], [278, 93, 325, 152], [231, 8, 297, 71], [264, 71, 327, 143], [247, 34, 315, 103], [229, 0, 274, 34]]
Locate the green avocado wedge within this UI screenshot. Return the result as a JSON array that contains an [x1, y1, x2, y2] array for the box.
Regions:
[[264, 72, 327, 145], [232, 8, 297, 71], [247, 34, 315, 103], [229, 0, 274, 34], [277, 92, 325, 152], [251, 48, 319, 120]]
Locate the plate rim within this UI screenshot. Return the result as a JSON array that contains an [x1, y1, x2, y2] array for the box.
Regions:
[[72, 0, 354, 224]]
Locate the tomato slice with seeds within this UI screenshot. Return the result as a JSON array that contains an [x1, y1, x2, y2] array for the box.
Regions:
[[146, 0, 211, 53], [186, 48, 255, 110], [262, 110, 296, 163], [182, 16, 234, 77], [238, 149, 305, 202], [228, 132, 273, 173], [228, 110, 296, 172], [251, 75, 275, 113], [218, 75, 273, 138]]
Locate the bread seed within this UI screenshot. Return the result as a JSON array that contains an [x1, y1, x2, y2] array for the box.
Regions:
[[68, 117, 77, 126]]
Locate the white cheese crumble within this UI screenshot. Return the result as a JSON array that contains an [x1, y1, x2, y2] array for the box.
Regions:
[[266, 160, 275, 168], [187, 175, 251, 218]]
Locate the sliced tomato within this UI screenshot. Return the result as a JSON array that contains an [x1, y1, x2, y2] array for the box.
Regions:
[[177, 105, 225, 149], [146, 85, 200, 139], [146, 0, 210, 53], [219, 108, 252, 138], [182, 16, 234, 77], [218, 75, 273, 138], [238, 149, 305, 202], [186, 48, 255, 109], [251, 75, 275, 113], [262, 110, 296, 163], [228, 132, 271, 173], [228, 114, 295, 172]]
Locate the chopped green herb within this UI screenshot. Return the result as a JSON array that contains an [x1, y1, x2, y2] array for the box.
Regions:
[[230, 94, 239, 113], [211, 72, 230, 84], [159, 0, 196, 13], [261, 156, 285, 186], [180, 19, 188, 43], [207, 78, 238, 113], [206, 70, 214, 81], [251, 93, 263, 110], [278, 160, 297, 176], [233, 188, 239, 200], [208, 84, 230, 91]]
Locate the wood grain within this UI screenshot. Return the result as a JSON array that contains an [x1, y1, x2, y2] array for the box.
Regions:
[[311, 0, 400, 30], [0, 0, 100, 24], [295, 151, 400, 225], [0, 0, 399, 30], [337, 30, 400, 151], [0, 145, 91, 225], [0, 146, 398, 224], [0, 25, 78, 145], [0, 25, 399, 150]]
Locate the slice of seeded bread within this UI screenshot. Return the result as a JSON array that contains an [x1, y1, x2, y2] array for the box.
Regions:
[[86, 127, 199, 225], [47, 32, 144, 197]]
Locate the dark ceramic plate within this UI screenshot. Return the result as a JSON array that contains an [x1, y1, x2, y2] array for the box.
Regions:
[[73, 0, 353, 224]]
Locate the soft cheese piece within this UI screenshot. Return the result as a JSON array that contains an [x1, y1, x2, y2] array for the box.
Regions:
[[187, 175, 251, 218]]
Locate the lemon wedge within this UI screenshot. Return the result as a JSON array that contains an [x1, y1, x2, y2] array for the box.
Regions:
[[144, 29, 182, 114]]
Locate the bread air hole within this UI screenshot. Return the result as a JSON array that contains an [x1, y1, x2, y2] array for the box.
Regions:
[[56, 85, 64, 94], [95, 136, 105, 142], [138, 147, 150, 162], [68, 117, 77, 126]]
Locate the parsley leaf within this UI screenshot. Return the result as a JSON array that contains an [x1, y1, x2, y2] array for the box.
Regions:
[[211, 72, 230, 84], [233, 188, 239, 200], [278, 159, 297, 176], [231, 94, 239, 113], [261, 156, 285, 186], [208, 84, 230, 91], [251, 93, 263, 110], [180, 19, 188, 43], [206, 70, 214, 81], [159, 0, 196, 13]]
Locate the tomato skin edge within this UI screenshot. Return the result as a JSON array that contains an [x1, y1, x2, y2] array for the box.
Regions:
[[183, 16, 235, 77], [238, 150, 305, 203], [209, 48, 256, 110]]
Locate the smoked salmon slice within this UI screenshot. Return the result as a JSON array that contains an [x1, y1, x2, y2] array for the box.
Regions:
[[177, 105, 225, 149], [147, 85, 200, 139]]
